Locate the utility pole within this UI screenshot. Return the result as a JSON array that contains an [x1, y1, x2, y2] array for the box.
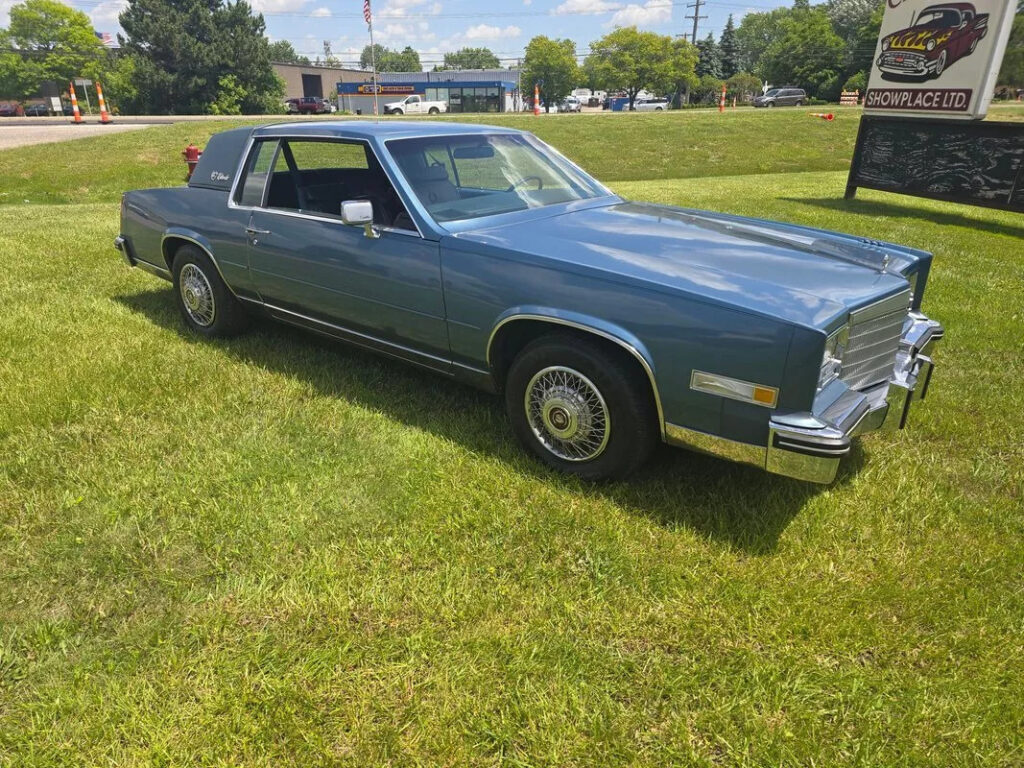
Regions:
[[685, 0, 707, 44]]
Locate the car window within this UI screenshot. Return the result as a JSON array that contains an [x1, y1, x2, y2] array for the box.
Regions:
[[260, 138, 416, 231], [915, 8, 960, 26], [236, 139, 279, 207], [388, 133, 609, 223], [286, 141, 369, 172]]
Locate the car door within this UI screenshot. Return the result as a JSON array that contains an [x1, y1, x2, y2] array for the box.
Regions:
[[240, 137, 451, 365], [406, 95, 422, 114]]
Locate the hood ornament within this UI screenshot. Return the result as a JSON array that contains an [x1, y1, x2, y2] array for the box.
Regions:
[[881, 254, 891, 273]]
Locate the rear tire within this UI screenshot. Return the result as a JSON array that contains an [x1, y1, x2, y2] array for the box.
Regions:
[[505, 335, 658, 481], [428, 107, 440, 114], [171, 244, 248, 337]]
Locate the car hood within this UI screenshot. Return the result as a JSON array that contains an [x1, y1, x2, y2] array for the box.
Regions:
[[885, 27, 953, 51], [449, 201, 915, 329]]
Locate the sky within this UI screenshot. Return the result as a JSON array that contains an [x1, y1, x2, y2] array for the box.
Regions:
[[2, 0, 792, 69]]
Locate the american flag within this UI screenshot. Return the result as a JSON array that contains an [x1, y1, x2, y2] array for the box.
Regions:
[[363, 0, 371, 25]]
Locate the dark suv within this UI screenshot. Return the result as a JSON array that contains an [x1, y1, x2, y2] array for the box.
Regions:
[[285, 97, 330, 115], [753, 87, 807, 108]]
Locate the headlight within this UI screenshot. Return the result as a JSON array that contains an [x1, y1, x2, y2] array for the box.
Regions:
[[926, 39, 936, 51], [882, 37, 891, 51], [818, 327, 848, 389]]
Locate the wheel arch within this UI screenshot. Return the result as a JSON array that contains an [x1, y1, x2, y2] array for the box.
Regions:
[[160, 230, 238, 297], [486, 309, 665, 439]]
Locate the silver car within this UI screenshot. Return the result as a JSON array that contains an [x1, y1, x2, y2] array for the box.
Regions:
[[633, 98, 669, 112]]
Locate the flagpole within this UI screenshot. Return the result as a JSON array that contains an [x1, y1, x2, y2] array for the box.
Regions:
[[367, 8, 379, 118]]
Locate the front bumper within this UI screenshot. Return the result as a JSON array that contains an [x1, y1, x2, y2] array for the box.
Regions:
[[665, 312, 944, 483], [767, 312, 944, 483], [876, 51, 938, 77]]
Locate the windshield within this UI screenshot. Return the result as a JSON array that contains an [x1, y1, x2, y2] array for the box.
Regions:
[[914, 7, 960, 26], [387, 133, 610, 223]]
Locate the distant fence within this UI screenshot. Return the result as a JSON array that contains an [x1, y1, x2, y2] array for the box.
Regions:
[[845, 115, 1024, 213]]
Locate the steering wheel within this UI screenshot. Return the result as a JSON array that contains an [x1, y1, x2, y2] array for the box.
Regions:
[[507, 175, 544, 192]]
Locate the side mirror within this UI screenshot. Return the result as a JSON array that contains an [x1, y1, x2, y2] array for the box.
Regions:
[[340, 199, 379, 239]]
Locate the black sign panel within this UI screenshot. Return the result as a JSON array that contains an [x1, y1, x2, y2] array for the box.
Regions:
[[845, 115, 1024, 213]]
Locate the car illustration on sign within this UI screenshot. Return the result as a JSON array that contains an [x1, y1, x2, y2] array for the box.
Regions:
[[877, 2, 989, 79], [115, 122, 944, 483]]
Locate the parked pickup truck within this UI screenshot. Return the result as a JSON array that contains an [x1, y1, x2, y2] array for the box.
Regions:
[[115, 121, 944, 483], [383, 95, 446, 115]]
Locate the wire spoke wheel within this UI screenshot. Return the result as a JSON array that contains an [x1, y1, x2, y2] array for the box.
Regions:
[[525, 366, 611, 462], [179, 263, 216, 327]]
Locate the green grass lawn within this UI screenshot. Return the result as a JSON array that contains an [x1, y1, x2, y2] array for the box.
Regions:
[[1, 111, 1023, 766]]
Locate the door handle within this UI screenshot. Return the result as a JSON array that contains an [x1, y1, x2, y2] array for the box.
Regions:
[[246, 226, 271, 236]]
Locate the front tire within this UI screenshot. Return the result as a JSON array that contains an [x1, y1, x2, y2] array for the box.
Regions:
[[171, 244, 248, 337], [505, 336, 658, 481]]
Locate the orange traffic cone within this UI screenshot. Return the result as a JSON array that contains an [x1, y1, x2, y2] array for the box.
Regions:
[[96, 81, 112, 124], [809, 112, 835, 121], [69, 82, 83, 124]]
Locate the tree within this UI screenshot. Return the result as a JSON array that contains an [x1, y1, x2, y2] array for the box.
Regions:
[[268, 40, 310, 65], [718, 15, 740, 79], [735, 7, 792, 76], [1, 0, 107, 97], [522, 35, 578, 112], [997, 12, 1023, 89], [360, 44, 421, 72], [586, 27, 684, 110], [695, 32, 722, 79], [726, 71, 762, 102], [826, 0, 882, 41], [119, 0, 281, 114], [440, 47, 500, 70], [759, 4, 846, 98]]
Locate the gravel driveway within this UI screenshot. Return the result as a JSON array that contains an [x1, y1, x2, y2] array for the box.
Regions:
[[0, 123, 150, 150]]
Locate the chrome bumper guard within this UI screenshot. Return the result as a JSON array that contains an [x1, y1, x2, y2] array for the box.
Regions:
[[767, 312, 944, 483], [114, 235, 132, 266]]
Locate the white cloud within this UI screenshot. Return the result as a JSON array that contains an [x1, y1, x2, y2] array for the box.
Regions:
[[607, 0, 671, 27], [523, 0, 532, 5], [251, 0, 309, 12], [88, 0, 127, 29], [378, 0, 437, 17], [464, 23, 521, 40], [310, 6, 332, 16], [552, 0, 621, 15]]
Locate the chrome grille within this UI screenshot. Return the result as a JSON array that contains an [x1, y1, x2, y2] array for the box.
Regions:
[[841, 290, 910, 390]]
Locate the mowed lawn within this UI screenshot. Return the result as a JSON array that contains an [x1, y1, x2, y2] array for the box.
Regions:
[[1, 110, 1023, 766]]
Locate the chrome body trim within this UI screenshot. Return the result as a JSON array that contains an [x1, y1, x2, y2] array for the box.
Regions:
[[486, 313, 666, 439], [664, 423, 764, 468], [668, 309, 944, 484], [159, 233, 240, 296], [252, 299, 454, 374], [117, 234, 172, 281]]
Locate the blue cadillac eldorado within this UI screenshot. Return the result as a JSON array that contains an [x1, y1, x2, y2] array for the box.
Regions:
[[115, 121, 943, 483]]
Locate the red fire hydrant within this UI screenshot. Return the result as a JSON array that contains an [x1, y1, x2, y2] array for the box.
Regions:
[[183, 143, 202, 180]]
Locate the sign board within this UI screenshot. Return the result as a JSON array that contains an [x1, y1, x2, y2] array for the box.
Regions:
[[49, 96, 62, 112], [356, 84, 415, 94], [865, 0, 1017, 119], [74, 78, 93, 87], [846, 115, 1024, 212]]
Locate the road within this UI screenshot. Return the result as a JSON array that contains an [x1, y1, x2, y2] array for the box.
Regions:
[[0, 122, 151, 150]]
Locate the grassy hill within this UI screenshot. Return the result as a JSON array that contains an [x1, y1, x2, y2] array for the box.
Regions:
[[1, 108, 1022, 766]]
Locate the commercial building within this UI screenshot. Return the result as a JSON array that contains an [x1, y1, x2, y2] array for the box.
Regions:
[[337, 69, 523, 115], [272, 62, 368, 100]]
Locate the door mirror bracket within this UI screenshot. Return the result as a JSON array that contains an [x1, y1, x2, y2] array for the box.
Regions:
[[340, 199, 380, 239]]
